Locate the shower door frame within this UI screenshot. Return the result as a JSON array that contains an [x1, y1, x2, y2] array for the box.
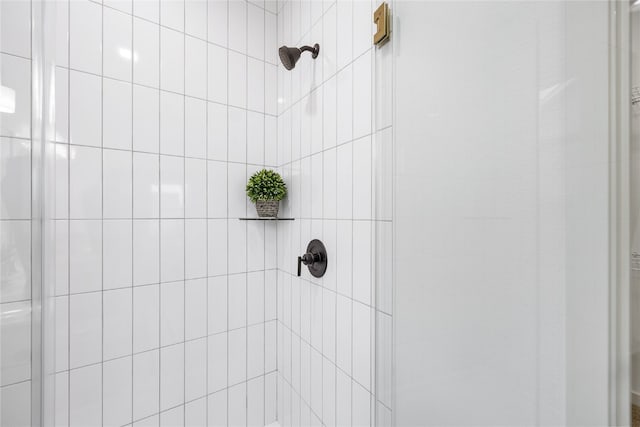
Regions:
[[30, 0, 57, 425], [612, 0, 631, 424]]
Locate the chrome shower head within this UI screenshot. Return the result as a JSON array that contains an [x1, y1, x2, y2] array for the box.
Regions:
[[278, 44, 320, 70]]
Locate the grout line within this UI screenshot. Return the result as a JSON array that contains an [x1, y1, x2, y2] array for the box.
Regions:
[[262, 7, 268, 421], [66, 0, 71, 422], [130, 0, 136, 422], [333, 10, 340, 420], [61, 62, 279, 118], [100, 1, 105, 425], [245, 0, 250, 421], [274, 3, 280, 420], [158, 0, 163, 419], [59, 340, 279, 380], [205, 0, 210, 423], [368, 23, 375, 424], [350, 5, 356, 420], [123, 371, 276, 426], [56, 322, 277, 376], [0, 378, 34, 390], [94, 0, 279, 31], [48, 268, 282, 299], [183, 0, 187, 423], [57, 216, 390, 223], [226, 0, 231, 422], [0, 49, 33, 63]]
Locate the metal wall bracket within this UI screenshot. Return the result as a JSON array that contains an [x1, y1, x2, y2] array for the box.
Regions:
[[373, 2, 390, 46]]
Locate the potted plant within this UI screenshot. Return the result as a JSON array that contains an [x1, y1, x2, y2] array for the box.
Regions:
[[246, 169, 287, 217]]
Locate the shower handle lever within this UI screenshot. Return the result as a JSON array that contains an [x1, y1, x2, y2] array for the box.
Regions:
[[297, 239, 328, 278], [298, 253, 320, 276]]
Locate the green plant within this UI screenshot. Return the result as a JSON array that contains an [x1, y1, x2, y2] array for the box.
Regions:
[[246, 169, 287, 203]]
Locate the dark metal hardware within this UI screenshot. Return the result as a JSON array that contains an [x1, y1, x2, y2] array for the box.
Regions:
[[278, 44, 320, 70], [297, 239, 327, 278]]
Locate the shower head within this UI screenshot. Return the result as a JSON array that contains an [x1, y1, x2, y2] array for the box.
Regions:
[[278, 44, 320, 70]]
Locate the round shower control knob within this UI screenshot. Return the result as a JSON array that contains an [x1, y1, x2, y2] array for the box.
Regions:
[[297, 239, 327, 278]]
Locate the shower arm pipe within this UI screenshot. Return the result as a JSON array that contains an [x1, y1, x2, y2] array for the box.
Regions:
[[301, 44, 320, 58], [300, 45, 316, 54]]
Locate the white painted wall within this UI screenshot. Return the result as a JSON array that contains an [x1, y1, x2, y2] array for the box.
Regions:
[[393, 1, 611, 425]]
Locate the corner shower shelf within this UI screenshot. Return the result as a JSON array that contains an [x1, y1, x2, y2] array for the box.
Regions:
[[238, 217, 295, 221]]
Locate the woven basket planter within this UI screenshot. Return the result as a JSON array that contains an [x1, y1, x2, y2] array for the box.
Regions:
[[255, 200, 280, 218]]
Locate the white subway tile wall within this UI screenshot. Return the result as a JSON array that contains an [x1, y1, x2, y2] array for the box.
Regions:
[[53, 0, 280, 426], [0, 0, 394, 424], [275, 0, 393, 426], [0, 0, 33, 424]]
